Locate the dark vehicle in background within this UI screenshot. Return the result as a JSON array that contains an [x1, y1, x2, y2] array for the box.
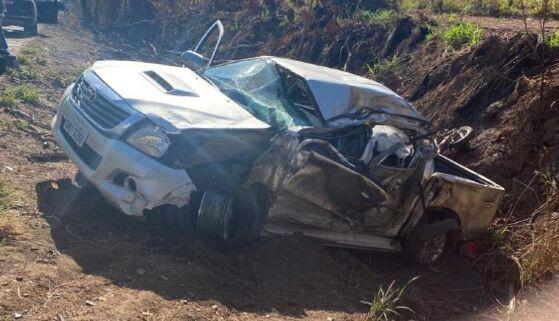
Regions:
[[3, 0, 60, 36], [36, 0, 60, 24], [3, 0, 38, 35]]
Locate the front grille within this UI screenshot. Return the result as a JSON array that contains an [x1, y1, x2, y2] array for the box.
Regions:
[[61, 118, 102, 170], [72, 78, 130, 129]]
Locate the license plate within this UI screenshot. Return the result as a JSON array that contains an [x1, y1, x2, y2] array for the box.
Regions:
[[63, 116, 88, 147]]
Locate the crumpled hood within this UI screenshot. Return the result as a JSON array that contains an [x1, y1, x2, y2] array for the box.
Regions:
[[90, 60, 270, 132], [270, 57, 429, 127]]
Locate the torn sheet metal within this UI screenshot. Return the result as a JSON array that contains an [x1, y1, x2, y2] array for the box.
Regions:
[[426, 156, 505, 239], [270, 57, 429, 125], [248, 128, 424, 237]]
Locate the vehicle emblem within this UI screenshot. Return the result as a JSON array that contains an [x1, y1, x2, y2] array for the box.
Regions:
[[84, 85, 97, 102]]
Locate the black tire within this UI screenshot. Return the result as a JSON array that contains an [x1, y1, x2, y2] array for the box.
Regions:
[[403, 218, 460, 265], [195, 188, 264, 250], [26, 21, 38, 36], [20, 1, 38, 35]]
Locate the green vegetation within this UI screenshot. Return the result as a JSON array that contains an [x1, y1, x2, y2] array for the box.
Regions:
[[0, 182, 16, 247], [13, 120, 30, 131], [362, 277, 418, 321], [441, 18, 484, 49], [399, 0, 559, 16], [6, 44, 45, 81], [337, 8, 400, 27], [546, 30, 559, 48], [0, 183, 16, 214], [356, 9, 399, 27], [0, 85, 41, 108], [366, 55, 402, 79], [18, 45, 47, 66], [9, 43, 84, 88]]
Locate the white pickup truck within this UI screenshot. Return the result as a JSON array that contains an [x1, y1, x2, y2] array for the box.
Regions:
[[52, 21, 504, 265]]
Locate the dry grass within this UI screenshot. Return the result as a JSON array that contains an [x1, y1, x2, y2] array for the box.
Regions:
[[0, 182, 18, 245], [484, 172, 559, 289], [508, 173, 559, 286]]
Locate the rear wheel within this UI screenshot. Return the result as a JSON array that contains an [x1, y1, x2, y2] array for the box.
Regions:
[[26, 21, 38, 36], [403, 218, 460, 265], [21, 1, 38, 35]]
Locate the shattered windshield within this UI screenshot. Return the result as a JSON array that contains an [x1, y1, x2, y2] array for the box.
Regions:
[[202, 59, 323, 128]]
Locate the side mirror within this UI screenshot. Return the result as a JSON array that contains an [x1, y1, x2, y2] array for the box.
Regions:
[[180, 50, 207, 71]]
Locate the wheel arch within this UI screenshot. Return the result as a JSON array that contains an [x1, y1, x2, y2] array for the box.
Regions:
[[425, 206, 462, 227], [424, 206, 463, 242]]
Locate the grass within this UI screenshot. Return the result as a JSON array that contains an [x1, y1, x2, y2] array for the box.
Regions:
[[338, 9, 399, 27], [509, 173, 559, 286], [0, 182, 17, 247], [441, 18, 484, 49], [362, 277, 418, 321], [13, 120, 30, 131], [358, 9, 398, 27], [483, 172, 559, 289], [400, 0, 559, 16], [0, 85, 42, 108], [0, 183, 16, 214], [18, 45, 47, 66], [9, 43, 84, 88], [546, 30, 559, 48], [366, 55, 401, 79]]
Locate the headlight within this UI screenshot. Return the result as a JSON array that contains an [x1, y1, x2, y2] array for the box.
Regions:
[[126, 124, 170, 158]]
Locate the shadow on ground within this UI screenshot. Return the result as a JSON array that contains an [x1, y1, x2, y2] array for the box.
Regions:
[[36, 178, 491, 319]]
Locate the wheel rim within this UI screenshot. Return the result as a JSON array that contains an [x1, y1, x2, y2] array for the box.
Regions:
[[197, 191, 239, 242], [418, 234, 447, 264], [220, 197, 237, 241]]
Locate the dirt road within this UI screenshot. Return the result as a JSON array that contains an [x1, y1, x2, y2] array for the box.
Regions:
[[3, 26, 37, 55], [2, 8, 553, 321]]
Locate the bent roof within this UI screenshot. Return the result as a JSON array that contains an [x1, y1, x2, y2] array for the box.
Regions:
[[268, 57, 428, 123]]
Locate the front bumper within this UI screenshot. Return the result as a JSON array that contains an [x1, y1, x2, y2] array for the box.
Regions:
[[3, 16, 33, 27], [52, 90, 195, 216]]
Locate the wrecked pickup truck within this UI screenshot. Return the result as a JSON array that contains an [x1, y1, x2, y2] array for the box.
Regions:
[[52, 21, 504, 264]]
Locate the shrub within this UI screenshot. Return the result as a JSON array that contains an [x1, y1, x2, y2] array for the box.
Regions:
[[366, 55, 401, 79], [442, 19, 484, 49], [546, 30, 559, 49], [0, 85, 41, 108], [0, 183, 15, 214], [355, 9, 398, 27]]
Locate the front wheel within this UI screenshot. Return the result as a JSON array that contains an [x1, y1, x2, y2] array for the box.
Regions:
[[195, 189, 265, 250], [403, 219, 460, 265]]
